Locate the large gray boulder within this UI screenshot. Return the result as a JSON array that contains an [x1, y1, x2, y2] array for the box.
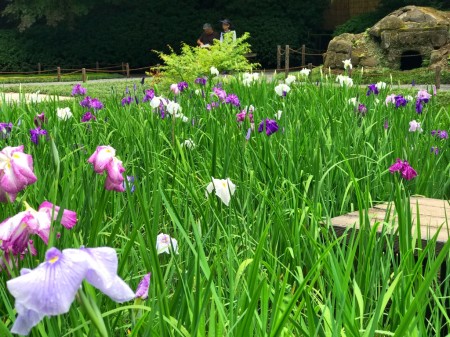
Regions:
[[324, 6, 450, 70]]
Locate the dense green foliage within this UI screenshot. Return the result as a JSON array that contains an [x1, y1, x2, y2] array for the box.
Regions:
[[0, 73, 449, 336], [154, 33, 258, 87]]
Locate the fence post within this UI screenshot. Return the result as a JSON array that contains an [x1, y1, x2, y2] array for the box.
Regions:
[[435, 66, 441, 90], [277, 45, 281, 71], [96, 61, 99, 72], [38, 63, 41, 75], [82, 68, 87, 83], [122, 62, 125, 76], [126, 62, 130, 78], [285, 45, 290, 78], [301, 44, 306, 67], [57, 67, 61, 82], [308, 63, 313, 78]]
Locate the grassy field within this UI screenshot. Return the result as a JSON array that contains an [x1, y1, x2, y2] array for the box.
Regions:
[[0, 71, 449, 336]]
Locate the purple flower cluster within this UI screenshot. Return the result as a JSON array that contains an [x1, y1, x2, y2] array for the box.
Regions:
[[394, 95, 408, 108], [415, 90, 432, 114], [389, 159, 417, 180], [71, 84, 87, 96], [142, 89, 155, 103], [195, 77, 207, 86], [80, 96, 104, 110], [121, 96, 134, 106], [258, 119, 279, 136], [0, 122, 13, 138], [366, 84, 379, 96], [177, 81, 189, 92], [431, 130, 448, 139], [236, 110, 254, 123], [206, 102, 219, 111], [81, 112, 97, 123], [213, 87, 227, 102], [29, 127, 48, 145], [225, 94, 240, 107]]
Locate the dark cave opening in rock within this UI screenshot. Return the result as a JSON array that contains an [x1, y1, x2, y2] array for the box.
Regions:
[[400, 51, 423, 70]]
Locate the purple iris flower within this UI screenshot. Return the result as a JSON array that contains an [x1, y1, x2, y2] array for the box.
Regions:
[[90, 98, 104, 110], [213, 87, 227, 101], [366, 84, 379, 96], [431, 130, 448, 139], [159, 103, 166, 119], [0, 122, 13, 138], [71, 84, 87, 96], [384, 119, 389, 130], [389, 159, 417, 180], [258, 119, 279, 136], [177, 81, 188, 92], [142, 89, 155, 103], [29, 127, 48, 145], [431, 147, 439, 155], [415, 99, 424, 114], [394, 95, 408, 108], [80, 97, 104, 110], [121, 96, 133, 106], [34, 113, 47, 127], [81, 112, 97, 123], [195, 77, 207, 86], [6, 247, 135, 335], [225, 94, 240, 107], [357, 104, 367, 116], [236, 110, 246, 122], [135, 272, 151, 299]]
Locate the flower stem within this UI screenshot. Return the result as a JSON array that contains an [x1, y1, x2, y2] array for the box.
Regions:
[[77, 288, 109, 337]]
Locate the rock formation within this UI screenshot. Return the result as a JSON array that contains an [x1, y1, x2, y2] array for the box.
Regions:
[[324, 6, 450, 70]]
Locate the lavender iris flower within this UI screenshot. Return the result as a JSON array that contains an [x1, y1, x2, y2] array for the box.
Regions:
[[366, 84, 379, 96], [71, 84, 87, 96], [225, 94, 240, 107], [122, 175, 135, 192], [213, 87, 227, 102], [245, 128, 252, 140], [7, 246, 135, 335], [431, 147, 439, 155], [29, 127, 48, 145], [206, 102, 219, 111], [258, 119, 279, 136]]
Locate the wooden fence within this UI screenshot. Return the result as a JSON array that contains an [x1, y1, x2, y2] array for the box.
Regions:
[[0, 62, 155, 83]]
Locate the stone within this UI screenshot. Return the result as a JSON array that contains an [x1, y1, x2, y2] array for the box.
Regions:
[[324, 6, 450, 70]]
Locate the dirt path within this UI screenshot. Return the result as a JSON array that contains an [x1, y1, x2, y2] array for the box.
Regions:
[[1, 92, 72, 103]]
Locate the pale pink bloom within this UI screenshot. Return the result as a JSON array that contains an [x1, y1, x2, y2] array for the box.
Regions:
[[87, 146, 116, 174], [385, 94, 397, 106], [170, 84, 180, 95], [104, 157, 125, 192], [408, 120, 423, 133], [0, 146, 37, 195]]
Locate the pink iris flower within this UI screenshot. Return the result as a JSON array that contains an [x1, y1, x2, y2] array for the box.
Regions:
[[0, 202, 77, 255], [88, 146, 126, 192], [0, 146, 37, 202]]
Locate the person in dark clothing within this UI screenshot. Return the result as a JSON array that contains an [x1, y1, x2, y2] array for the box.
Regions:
[[197, 23, 220, 48]]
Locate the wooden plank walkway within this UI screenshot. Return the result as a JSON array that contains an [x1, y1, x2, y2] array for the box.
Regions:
[[331, 196, 449, 252]]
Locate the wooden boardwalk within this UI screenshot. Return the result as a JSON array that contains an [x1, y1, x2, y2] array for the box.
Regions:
[[331, 196, 449, 252]]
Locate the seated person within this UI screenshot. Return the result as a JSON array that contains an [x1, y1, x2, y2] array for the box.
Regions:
[[197, 23, 220, 48], [219, 19, 236, 43]]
